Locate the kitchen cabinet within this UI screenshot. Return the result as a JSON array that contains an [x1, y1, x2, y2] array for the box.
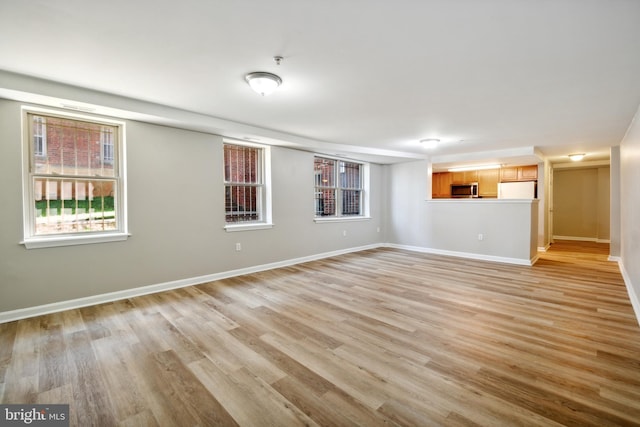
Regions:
[[435, 165, 537, 198], [500, 167, 519, 182], [451, 170, 478, 184], [478, 168, 499, 197], [500, 165, 537, 182], [432, 172, 452, 198], [519, 165, 538, 181]]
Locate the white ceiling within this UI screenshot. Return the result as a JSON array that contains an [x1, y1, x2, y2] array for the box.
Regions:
[[1, 0, 640, 166]]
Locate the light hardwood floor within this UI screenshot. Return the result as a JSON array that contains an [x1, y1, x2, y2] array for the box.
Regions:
[[1, 241, 639, 426]]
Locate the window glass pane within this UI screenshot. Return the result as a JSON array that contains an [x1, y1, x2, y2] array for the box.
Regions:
[[33, 177, 117, 235], [225, 184, 259, 223], [223, 143, 265, 224], [33, 116, 46, 157], [341, 161, 361, 189], [314, 157, 335, 187], [224, 144, 259, 184], [30, 115, 117, 177], [101, 127, 115, 166], [341, 190, 361, 215], [315, 189, 336, 216]]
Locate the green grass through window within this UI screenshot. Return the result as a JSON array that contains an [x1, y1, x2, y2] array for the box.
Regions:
[[35, 196, 114, 216]]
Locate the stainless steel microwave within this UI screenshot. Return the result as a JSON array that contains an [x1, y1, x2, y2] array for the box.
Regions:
[[451, 182, 479, 198]]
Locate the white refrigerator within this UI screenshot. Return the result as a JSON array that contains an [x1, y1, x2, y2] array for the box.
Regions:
[[497, 181, 536, 199]]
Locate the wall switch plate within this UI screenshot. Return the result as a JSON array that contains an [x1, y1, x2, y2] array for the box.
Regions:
[[478, 234, 484, 241], [235, 243, 242, 251]]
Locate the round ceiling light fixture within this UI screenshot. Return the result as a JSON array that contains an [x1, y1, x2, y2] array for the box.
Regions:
[[420, 138, 440, 149], [245, 72, 282, 96], [568, 153, 585, 161]]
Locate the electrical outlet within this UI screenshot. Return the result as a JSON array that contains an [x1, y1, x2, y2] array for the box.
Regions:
[[478, 234, 484, 241], [377, 227, 380, 233], [343, 230, 347, 237], [235, 243, 242, 251]]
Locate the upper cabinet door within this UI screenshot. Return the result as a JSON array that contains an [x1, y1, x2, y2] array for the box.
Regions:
[[451, 170, 478, 183], [478, 168, 499, 197], [451, 171, 465, 183], [519, 165, 538, 181], [463, 170, 478, 183], [432, 172, 452, 197], [500, 167, 519, 181], [500, 165, 537, 182]]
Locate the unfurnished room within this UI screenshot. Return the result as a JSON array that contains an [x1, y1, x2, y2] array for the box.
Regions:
[[1, 1, 640, 426]]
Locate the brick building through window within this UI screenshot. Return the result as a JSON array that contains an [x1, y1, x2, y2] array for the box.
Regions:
[[314, 156, 364, 217], [26, 113, 121, 236], [224, 143, 262, 223]]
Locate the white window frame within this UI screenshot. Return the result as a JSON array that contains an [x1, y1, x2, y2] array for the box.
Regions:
[[223, 139, 272, 232], [20, 106, 129, 249], [314, 155, 370, 223]]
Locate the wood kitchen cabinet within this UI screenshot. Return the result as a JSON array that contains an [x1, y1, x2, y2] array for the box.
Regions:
[[519, 165, 538, 180], [478, 168, 499, 197], [451, 170, 478, 184], [432, 172, 452, 198], [434, 165, 537, 198], [500, 167, 519, 181], [500, 165, 538, 182]]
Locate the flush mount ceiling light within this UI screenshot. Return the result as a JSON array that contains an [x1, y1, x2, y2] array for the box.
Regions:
[[568, 153, 585, 161], [245, 72, 282, 96], [420, 138, 440, 149], [245, 56, 283, 96]]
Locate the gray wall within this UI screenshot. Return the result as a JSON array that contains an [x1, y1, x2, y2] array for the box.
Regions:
[[620, 104, 640, 316], [610, 146, 621, 258], [0, 99, 384, 313], [387, 160, 432, 246]]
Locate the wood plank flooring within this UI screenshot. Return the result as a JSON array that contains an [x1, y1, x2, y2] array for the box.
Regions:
[[1, 241, 639, 426]]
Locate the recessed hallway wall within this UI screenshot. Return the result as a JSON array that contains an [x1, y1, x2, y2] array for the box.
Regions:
[[553, 166, 610, 241]]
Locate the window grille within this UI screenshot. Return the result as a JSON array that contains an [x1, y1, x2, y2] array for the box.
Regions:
[[224, 143, 263, 223], [314, 156, 364, 217]]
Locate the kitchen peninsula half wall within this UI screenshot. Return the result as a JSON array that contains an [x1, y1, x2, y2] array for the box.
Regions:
[[392, 199, 539, 266]]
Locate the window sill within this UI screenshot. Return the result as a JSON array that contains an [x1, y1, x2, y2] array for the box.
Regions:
[[224, 223, 274, 232], [21, 232, 130, 249], [314, 216, 371, 223]]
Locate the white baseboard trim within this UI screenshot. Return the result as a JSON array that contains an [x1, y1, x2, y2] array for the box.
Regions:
[[384, 243, 537, 266], [0, 243, 382, 324], [538, 243, 550, 252], [552, 235, 611, 243], [608, 255, 621, 262], [618, 260, 640, 327]]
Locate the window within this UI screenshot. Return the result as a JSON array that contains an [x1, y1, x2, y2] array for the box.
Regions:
[[223, 141, 271, 230], [314, 156, 366, 218], [22, 109, 128, 248]]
